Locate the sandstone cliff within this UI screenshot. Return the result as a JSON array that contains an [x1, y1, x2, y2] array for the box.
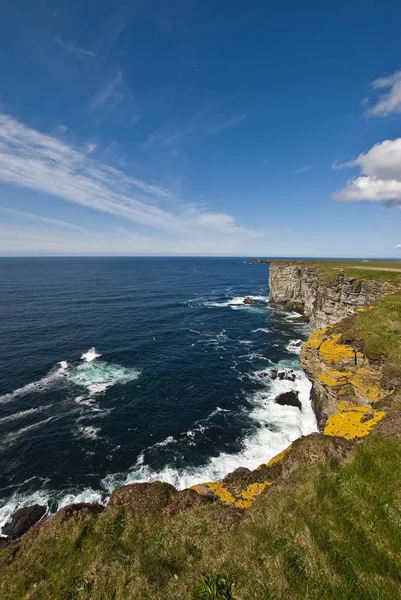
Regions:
[[269, 261, 384, 329]]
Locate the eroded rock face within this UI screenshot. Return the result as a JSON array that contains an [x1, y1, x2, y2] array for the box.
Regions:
[[2, 504, 46, 538], [269, 263, 384, 329]]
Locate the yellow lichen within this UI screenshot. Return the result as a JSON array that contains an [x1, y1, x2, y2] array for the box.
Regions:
[[350, 368, 385, 402], [206, 482, 236, 504], [317, 370, 352, 387], [324, 406, 385, 439]]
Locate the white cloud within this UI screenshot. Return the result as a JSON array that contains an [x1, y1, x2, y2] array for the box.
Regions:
[[332, 138, 401, 205], [56, 38, 95, 59], [366, 70, 401, 117], [144, 100, 247, 150], [90, 72, 138, 125], [294, 164, 312, 174], [0, 113, 257, 253], [395, 244, 401, 250]]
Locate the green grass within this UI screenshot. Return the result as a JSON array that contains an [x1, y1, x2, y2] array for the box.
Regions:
[[2, 433, 401, 599], [268, 259, 401, 284], [331, 292, 401, 389]]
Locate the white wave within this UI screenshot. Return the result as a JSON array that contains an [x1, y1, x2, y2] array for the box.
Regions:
[[81, 348, 102, 362], [0, 363, 68, 405], [102, 368, 317, 492], [286, 339, 303, 355], [252, 328, 271, 333], [285, 311, 303, 321], [0, 406, 48, 425], [0, 486, 104, 535], [239, 340, 253, 345], [77, 425, 101, 440], [68, 360, 141, 395], [0, 490, 49, 534], [205, 295, 269, 308], [1, 417, 54, 448], [239, 352, 269, 361]]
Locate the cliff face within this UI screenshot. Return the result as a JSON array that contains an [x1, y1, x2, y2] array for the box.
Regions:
[[269, 262, 389, 430], [300, 326, 386, 429], [269, 262, 384, 329]]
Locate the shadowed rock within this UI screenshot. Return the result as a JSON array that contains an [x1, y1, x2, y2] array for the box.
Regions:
[[2, 504, 46, 539], [275, 391, 302, 410]]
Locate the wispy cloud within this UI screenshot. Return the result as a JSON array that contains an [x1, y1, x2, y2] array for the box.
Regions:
[[0, 113, 256, 250], [294, 164, 312, 174], [56, 38, 95, 59], [90, 72, 137, 124], [144, 100, 248, 150], [0, 206, 90, 234], [365, 70, 401, 117], [332, 138, 401, 204]]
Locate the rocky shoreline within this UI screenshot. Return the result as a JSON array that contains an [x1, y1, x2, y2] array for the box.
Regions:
[[1, 261, 393, 541]]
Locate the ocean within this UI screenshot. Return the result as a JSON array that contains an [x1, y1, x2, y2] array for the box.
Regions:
[[0, 257, 317, 528]]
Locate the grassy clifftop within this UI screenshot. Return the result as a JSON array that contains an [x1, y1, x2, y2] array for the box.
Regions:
[[268, 258, 401, 284], [2, 261, 401, 599]]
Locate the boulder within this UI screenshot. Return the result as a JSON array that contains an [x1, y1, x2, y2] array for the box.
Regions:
[[243, 297, 253, 305], [2, 504, 46, 538], [275, 391, 302, 410], [269, 369, 278, 380]]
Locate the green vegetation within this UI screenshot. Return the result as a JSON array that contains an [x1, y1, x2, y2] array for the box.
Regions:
[[1, 429, 401, 599], [267, 258, 401, 284], [332, 292, 401, 390], [194, 575, 235, 600]]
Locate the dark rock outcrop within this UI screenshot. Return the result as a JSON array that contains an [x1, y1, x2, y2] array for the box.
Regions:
[[243, 297, 253, 305], [56, 503, 105, 523], [108, 481, 176, 516], [2, 504, 46, 538], [275, 391, 302, 410]]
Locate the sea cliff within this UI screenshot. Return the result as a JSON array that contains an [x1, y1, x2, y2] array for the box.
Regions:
[[269, 261, 385, 329], [2, 261, 401, 599]]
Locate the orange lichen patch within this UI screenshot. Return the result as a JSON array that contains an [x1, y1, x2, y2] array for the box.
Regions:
[[356, 307, 366, 313], [350, 368, 385, 402], [317, 370, 352, 387], [324, 406, 386, 440]]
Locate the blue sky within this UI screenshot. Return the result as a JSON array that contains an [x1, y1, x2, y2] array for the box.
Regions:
[[1, 0, 401, 256]]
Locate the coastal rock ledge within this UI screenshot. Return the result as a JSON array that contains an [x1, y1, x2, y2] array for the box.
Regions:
[[269, 261, 385, 329]]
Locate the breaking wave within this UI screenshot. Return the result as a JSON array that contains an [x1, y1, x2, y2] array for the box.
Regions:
[[102, 365, 317, 492], [0, 349, 141, 402], [286, 339, 303, 354]]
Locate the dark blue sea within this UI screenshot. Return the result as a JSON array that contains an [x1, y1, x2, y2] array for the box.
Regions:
[[0, 257, 316, 526]]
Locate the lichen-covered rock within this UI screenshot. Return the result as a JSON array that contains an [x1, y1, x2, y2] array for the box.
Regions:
[[269, 263, 384, 329], [300, 327, 387, 429]]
